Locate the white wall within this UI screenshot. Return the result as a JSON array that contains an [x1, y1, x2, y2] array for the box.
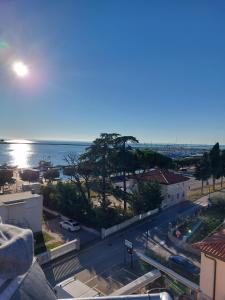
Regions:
[[101, 208, 158, 239], [161, 181, 189, 209], [37, 239, 80, 265], [0, 194, 43, 232]]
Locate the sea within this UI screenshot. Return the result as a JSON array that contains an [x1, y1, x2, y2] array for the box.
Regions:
[[0, 139, 218, 169]]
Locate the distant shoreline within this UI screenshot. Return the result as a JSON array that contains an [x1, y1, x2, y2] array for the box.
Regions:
[[0, 140, 224, 149], [0, 141, 91, 146]]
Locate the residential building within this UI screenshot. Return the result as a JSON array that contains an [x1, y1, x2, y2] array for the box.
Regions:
[[0, 191, 43, 232], [113, 169, 190, 209], [193, 229, 225, 300]]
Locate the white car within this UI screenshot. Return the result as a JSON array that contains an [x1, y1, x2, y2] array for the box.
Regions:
[[59, 219, 80, 232]]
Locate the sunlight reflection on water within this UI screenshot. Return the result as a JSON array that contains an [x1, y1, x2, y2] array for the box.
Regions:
[[9, 143, 32, 168]]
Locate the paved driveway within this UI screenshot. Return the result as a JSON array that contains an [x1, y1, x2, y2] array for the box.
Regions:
[[44, 216, 99, 247]]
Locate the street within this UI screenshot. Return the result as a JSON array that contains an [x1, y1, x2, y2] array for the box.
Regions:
[[43, 198, 207, 294]]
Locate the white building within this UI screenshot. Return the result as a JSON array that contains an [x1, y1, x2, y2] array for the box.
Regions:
[[0, 192, 43, 232], [193, 229, 225, 300], [113, 169, 190, 209]]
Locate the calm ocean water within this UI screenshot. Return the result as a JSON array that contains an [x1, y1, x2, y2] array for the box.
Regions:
[[0, 139, 216, 169], [0, 140, 91, 168]]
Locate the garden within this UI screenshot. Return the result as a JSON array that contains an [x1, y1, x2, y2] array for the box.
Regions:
[[174, 193, 225, 244]]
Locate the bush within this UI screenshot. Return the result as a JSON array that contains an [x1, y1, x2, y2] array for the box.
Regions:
[[130, 181, 163, 214], [87, 207, 128, 229], [210, 195, 225, 213], [41, 182, 91, 222]]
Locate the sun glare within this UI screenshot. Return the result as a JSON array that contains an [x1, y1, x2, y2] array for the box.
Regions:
[[12, 61, 29, 78]]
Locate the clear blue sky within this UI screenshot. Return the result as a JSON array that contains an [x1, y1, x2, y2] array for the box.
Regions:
[[0, 0, 225, 144]]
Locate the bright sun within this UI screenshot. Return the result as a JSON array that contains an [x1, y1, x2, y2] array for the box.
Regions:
[[12, 61, 29, 78]]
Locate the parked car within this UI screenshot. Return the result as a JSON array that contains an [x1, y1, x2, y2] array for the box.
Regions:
[[169, 255, 200, 276], [59, 219, 80, 232]]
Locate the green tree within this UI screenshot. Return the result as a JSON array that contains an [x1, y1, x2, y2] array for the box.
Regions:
[[133, 148, 173, 175], [194, 152, 211, 194], [64, 153, 88, 201], [209, 143, 221, 191], [0, 169, 14, 192], [43, 168, 60, 183], [42, 182, 91, 220], [19, 169, 39, 182], [81, 133, 119, 210], [130, 181, 163, 214], [220, 150, 225, 188], [114, 135, 139, 212], [78, 160, 95, 200]]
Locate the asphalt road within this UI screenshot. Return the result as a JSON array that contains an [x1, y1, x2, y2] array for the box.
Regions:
[[43, 198, 207, 288]]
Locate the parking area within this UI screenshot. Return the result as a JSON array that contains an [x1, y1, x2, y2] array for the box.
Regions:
[[43, 214, 99, 247]]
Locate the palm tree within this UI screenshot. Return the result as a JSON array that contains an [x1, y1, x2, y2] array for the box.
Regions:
[[115, 135, 139, 212]]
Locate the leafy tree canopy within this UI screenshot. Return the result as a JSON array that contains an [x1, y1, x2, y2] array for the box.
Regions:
[[130, 181, 163, 214], [43, 168, 60, 182]]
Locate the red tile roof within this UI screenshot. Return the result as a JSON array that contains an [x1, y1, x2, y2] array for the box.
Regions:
[[193, 229, 225, 261], [135, 169, 189, 185]]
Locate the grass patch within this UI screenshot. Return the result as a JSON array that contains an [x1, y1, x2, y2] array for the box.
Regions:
[[34, 231, 54, 244], [34, 231, 63, 255], [188, 181, 225, 201], [46, 240, 64, 250]]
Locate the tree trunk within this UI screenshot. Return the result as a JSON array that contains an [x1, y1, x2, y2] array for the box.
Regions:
[[201, 180, 204, 195], [221, 177, 223, 188], [213, 177, 215, 191], [122, 141, 127, 212], [123, 170, 127, 212], [102, 153, 106, 209], [74, 176, 86, 200], [86, 181, 91, 200]]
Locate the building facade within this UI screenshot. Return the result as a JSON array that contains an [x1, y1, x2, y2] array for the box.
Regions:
[[0, 192, 43, 232], [193, 229, 225, 300], [113, 169, 190, 209]]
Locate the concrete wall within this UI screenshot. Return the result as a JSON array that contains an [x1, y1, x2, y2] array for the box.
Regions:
[[37, 239, 80, 265], [0, 193, 43, 232], [101, 208, 158, 239], [200, 253, 225, 300]]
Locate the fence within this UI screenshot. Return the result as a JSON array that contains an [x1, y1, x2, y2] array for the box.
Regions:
[[36, 239, 80, 265], [101, 208, 159, 239]]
